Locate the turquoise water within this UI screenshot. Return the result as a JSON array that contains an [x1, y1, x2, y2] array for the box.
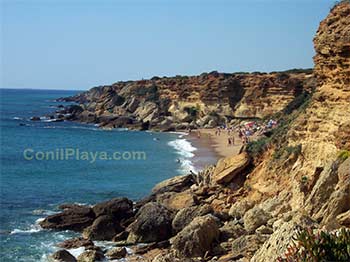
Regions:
[[0, 89, 198, 261]]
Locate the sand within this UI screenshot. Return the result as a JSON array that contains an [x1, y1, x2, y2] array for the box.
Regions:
[[189, 128, 243, 160]]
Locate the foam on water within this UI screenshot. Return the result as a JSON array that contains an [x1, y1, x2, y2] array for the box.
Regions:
[[168, 136, 197, 173]]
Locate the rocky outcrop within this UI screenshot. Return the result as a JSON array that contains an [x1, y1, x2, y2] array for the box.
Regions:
[[82, 215, 123, 240], [171, 214, 220, 258], [50, 250, 77, 262], [40, 205, 95, 231], [212, 152, 250, 184], [52, 70, 313, 131], [127, 202, 173, 243]]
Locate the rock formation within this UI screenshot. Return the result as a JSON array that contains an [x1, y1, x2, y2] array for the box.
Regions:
[[45, 2, 350, 261]]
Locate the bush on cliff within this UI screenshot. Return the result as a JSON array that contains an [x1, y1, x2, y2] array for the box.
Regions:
[[278, 228, 350, 262]]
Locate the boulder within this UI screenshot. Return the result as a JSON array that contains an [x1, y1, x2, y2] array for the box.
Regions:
[[92, 197, 133, 220], [152, 174, 195, 194], [212, 153, 250, 184], [82, 215, 123, 241], [57, 237, 93, 249], [229, 199, 254, 219], [231, 234, 269, 260], [172, 204, 212, 233], [243, 206, 271, 233], [50, 250, 77, 262], [219, 221, 247, 242], [40, 205, 95, 231], [105, 247, 127, 259], [127, 202, 173, 243], [156, 191, 197, 211], [77, 250, 104, 262], [171, 214, 219, 258]]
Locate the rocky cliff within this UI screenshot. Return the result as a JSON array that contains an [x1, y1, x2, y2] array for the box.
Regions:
[[44, 2, 349, 262], [56, 70, 314, 131]]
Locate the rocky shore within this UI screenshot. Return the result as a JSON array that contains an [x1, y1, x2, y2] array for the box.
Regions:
[[42, 2, 350, 261]]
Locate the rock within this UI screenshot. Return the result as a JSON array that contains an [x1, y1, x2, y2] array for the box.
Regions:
[[243, 206, 271, 233], [92, 197, 133, 220], [105, 247, 127, 259], [30, 116, 41, 121], [255, 225, 273, 234], [229, 199, 254, 219], [251, 214, 316, 262], [337, 210, 350, 227], [156, 191, 197, 211], [127, 202, 173, 243], [57, 237, 93, 249], [219, 221, 247, 242], [82, 215, 123, 240], [231, 234, 269, 260], [171, 214, 219, 258], [172, 204, 212, 233], [112, 230, 129, 242], [40, 205, 95, 231], [50, 250, 77, 262], [152, 174, 195, 194], [77, 250, 105, 262], [212, 153, 250, 184]]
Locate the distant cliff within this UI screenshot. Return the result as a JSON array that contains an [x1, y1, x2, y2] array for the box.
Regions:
[[59, 69, 314, 131]]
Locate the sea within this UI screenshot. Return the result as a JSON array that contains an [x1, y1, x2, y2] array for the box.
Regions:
[[0, 89, 216, 261]]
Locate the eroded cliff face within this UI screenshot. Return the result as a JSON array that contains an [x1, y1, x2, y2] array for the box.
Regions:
[[59, 71, 313, 130], [245, 3, 350, 261]]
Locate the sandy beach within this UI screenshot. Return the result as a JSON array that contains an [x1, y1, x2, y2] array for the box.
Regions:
[[189, 128, 243, 167]]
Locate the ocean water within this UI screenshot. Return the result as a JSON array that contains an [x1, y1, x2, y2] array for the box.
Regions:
[[0, 89, 203, 261]]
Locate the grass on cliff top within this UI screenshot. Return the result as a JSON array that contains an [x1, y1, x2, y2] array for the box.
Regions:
[[246, 91, 312, 159]]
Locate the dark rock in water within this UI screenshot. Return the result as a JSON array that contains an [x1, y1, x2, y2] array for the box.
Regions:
[[39, 205, 95, 231], [82, 215, 123, 241], [105, 247, 127, 259], [30, 116, 40, 121], [50, 249, 77, 262], [151, 174, 195, 195], [127, 202, 173, 243], [171, 214, 220, 258], [92, 197, 133, 220], [56, 237, 93, 249], [77, 249, 105, 262], [112, 230, 129, 242]]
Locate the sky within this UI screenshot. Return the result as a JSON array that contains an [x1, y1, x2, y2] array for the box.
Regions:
[[1, 0, 336, 90]]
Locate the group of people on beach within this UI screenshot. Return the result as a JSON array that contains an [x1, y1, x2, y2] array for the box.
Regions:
[[215, 119, 278, 146]]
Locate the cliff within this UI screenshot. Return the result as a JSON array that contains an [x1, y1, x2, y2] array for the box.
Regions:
[[44, 2, 350, 262], [56, 70, 314, 131]]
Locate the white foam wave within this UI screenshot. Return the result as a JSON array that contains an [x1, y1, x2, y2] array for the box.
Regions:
[[168, 138, 197, 174], [10, 223, 42, 235]]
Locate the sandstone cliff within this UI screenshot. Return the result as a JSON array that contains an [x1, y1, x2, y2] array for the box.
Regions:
[[57, 70, 314, 131], [44, 2, 350, 262]]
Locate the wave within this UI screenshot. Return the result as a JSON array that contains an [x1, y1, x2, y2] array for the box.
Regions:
[[10, 221, 43, 235], [168, 138, 197, 174]]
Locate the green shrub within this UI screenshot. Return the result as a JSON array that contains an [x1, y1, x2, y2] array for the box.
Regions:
[[184, 106, 199, 118], [337, 150, 350, 162], [278, 228, 350, 262], [247, 137, 270, 157]]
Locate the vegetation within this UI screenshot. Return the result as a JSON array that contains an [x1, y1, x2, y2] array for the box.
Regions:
[[270, 68, 313, 74], [337, 150, 350, 162], [184, 106, 199, 118], [247, 91, 312, 159], [278, 228, 350, 262]]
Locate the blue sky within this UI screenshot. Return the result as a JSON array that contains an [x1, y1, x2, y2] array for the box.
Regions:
[[1, 0, 335, 90]]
